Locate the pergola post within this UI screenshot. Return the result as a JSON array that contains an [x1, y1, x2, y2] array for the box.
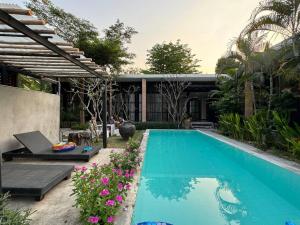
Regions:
[[102, 80, 107, 148]]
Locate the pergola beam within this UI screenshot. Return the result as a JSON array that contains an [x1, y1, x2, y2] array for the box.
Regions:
[[0, 9, 103, 78], [37, 74, 96, 78], [0, 55, 93, 61], [0, 19, 46, 25], [13, 65, 98, 69], [0, 49, 81, 59], [0, 33, 52, 38], [0, 7, 32, 16], [24, 68, 91, 72], [0, 40, 72, 46], [0, 28, 55, 34], [3, 62, 97, 68], [0, 49, 82, 54], [0, 44, 79, 51]]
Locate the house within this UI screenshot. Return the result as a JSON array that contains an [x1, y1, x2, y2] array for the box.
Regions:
[[113, 74, 218, 122]]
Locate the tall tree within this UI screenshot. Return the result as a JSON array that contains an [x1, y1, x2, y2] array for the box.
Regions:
[[77, 20, 137, 72], [26, 0, 98, 43], [244, 0, 300, 57], [251, 43, 281, 118], [211, 57, 243, 115], [215, 57, 240, 76], [228, 33, 266, 117], [144, 40, 201, 74], [27, 1, 137, 72]]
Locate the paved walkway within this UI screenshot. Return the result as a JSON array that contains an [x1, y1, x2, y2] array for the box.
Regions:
[[8, 148, 123, 225]]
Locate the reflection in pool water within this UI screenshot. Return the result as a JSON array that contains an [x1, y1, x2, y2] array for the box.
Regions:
[[131, 130, 300, 225]]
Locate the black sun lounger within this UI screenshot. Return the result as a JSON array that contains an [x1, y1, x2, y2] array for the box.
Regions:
[[2, 131, 100, 162], [2, 163, 73, 200]]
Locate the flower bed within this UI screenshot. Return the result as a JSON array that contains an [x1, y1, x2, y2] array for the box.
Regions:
[[72, 138, 142, 225]]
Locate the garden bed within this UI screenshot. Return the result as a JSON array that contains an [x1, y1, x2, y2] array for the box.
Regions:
[[71, 131, 148, 225]]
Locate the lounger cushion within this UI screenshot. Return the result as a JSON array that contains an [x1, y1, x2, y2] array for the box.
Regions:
[[2, 163, 73, 199], [3, 131, 100, 161], [14, 131, 56, 153]]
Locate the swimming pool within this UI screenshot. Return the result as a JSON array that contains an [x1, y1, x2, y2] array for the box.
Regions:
[[131, 130, 300, 225]]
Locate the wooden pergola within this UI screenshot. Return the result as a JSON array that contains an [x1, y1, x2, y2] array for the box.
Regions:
[[0, 4, 108, 192]]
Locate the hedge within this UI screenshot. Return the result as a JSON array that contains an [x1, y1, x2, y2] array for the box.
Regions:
[[133, 122, 179, 130]]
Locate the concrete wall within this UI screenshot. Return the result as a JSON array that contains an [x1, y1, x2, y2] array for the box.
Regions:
[[0, 85, 60, 152]]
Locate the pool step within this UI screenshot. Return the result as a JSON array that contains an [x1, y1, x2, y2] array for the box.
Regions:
[[191, 121, 214, 129]]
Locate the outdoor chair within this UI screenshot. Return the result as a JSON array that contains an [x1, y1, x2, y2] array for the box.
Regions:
[[2, 131, 100, 162]]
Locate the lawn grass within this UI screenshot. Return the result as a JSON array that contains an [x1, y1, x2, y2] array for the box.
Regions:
[[107, 130, 145, 149]]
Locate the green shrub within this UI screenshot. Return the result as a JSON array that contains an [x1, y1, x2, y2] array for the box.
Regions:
[[134, 122, 178, 130], [244, 111, 270, 149], [127, 137, 140, 151], [218, 113, 244, 140], [273, 111, 300, 157], [0, 193, 32, 225], [71, 123, 89, 130]]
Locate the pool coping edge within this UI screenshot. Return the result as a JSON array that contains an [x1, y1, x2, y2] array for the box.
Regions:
[[197, 129, 300, 175], [115, 129, 150, 225]]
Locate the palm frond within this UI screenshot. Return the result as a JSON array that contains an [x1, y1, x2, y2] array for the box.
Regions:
[[251, 0, 294, 20], [227, 51, 245, 63], [244, 14, 290, 36]]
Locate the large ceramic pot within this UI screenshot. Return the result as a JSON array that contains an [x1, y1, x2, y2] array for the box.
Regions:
[[119, 121, 136, 140], [183, 118, 191, 129]]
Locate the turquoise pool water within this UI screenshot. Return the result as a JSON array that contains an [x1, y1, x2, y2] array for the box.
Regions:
[[131, 130, 300, 225]]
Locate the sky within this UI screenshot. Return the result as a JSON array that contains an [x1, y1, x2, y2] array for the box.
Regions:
[[5, 0, 262, 73]]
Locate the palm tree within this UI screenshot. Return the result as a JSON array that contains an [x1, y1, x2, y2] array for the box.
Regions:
[[251, 43, 281, 119], [228, 33, 266, 117], [244, 0, 300, 57]]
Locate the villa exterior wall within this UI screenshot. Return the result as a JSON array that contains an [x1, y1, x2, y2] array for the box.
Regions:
[[114, 80, 216, 122], [0, 85, 60, 152]]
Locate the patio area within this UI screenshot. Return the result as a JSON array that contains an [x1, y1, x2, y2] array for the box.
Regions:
[[7, 148, 132, 225]]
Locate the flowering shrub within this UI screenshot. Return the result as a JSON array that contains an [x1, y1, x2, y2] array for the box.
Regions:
[[72, 139, 142, 225], [110, 138, 142, 172]]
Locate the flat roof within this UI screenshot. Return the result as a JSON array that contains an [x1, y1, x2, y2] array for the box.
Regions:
[[115, 74, 220, 82]]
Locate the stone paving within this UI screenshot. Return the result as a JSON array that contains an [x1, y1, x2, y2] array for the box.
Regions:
[[7, 148, 123, 225], [7, 130, 149, 225]]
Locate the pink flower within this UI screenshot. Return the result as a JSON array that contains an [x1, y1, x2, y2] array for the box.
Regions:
[[117, 183, 123, 192], [81, 166, 87, 172], [115, 195, 123, 203], [107, 216, 114, 223], [80, 175, 86, 180], [101, 177, 109, 185], [130, 169, 135, 176], [92, 163, 98, 167], [100, 189, 110, 196], [117, 169, 123, 176], [105, 200, 115, 206], [88, 216, 100, 224], [74, 166, 81, 171], [125, 183, 131, 190], [125, 172, 130, 178]]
